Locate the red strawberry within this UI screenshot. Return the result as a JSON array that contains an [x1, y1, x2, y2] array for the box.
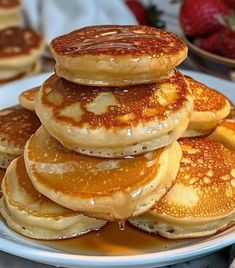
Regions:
[[195, 12, 235, 59], [218, 28, 235, 59], [180, 0, 229, 37], [195, 32, 221, 54], [125, 0, 147, 25], [223, 0, 235, 9]]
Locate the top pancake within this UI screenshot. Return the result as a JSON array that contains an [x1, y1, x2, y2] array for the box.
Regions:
[[0, 27, 44, 68], [35, 70, 193, 157], [0, 106, 41, 154], [51, 25, 187, 86], [183, 76, 230, 137]]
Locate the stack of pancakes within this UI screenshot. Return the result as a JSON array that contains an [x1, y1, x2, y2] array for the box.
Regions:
[[1, 25, 235, 241], [0, 1, 45, 84]]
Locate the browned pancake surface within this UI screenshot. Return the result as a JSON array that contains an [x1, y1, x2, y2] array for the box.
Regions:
[[185, 76, 227, 112], [41, 71, 189, 129], [20, 86, 39, 101], [51, 25, 187, 56], [27, 128, 161, 198], [0, 27, 42, 58], [4, 157, 76, 217], [153, 138, 235, 218], [0, 106, 41, 149]]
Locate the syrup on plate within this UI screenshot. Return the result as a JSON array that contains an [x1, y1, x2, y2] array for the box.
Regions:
[[44, 223, 193, 256]]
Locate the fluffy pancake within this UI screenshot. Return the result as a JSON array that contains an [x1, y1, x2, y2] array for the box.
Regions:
[[129, 138, 235, 238], [24, 126, 182, 221], [0, 27, 44, 69], [0, 106, 41, 168], [50, 25, 187, 86], [0, 157, 106, 240], [19, 86, 39, 112], [210, 120, 235, 151], [183, 76, 230, 137], [35, 71, 193, 158]]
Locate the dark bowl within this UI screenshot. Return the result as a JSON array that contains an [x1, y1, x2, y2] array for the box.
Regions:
[[184, 37, 235, 82]]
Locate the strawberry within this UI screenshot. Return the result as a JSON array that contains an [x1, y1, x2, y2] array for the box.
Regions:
[[125, 0, 147, 25], [180, 0, 229, 37], [223, 0, 235, 9], [194, 32, 221, 54], [196, 12, 235, 59], [218, 29, 235, 59]]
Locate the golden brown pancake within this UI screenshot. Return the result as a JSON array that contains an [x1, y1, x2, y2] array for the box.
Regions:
[[0, 106, 41, 168], [24, 126, 182, 221], [210, 120, 235, 151], [0, 27, 44, 75], [0, 157, 106, 240], [129, 138, 235, 238], [183, 76, 230, 137], [35, 71, 193, 157], [50, 25, 187, 86], [19, 86, 39, 112]]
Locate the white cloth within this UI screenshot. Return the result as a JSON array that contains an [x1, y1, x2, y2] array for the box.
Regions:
[[21, 0, 137, 42]]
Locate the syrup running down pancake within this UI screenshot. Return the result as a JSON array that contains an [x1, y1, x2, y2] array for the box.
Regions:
[[0, 157, 106, 239], [0, 106, 41, 168], [129, 138, 235, 238], [183, 76, 230, 137], [24, 126, 182, 221], [19, 86, 39, 112], [35, 70, 193, 157], [51, 25, 187, 86]]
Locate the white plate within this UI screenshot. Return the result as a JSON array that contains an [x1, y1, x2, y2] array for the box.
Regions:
[[0, 70, 235, 268]]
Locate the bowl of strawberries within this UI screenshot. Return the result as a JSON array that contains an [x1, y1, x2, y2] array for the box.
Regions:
[[179, 0, 235, 81]]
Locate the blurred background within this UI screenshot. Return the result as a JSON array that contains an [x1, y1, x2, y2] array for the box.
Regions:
[[1, 0, 234, 81]]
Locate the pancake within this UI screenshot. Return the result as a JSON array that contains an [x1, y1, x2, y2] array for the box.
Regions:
[[0, 106, 41, 168], [19, 86, 39, 112], [24, 126, 182, 221], [0, 157, 106, 240], [129, 138, 235, 239], [210, 120, 235, 151], [0, 60, 41, 84], [35, 71, 193, 158], [0, 27, 44, 69], [0, 168, 5, 197], [50, 25, 187, 86], [183, 76, 230, 137]]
